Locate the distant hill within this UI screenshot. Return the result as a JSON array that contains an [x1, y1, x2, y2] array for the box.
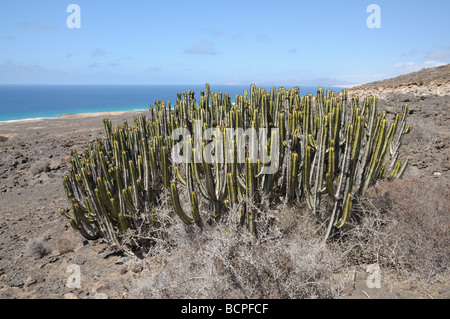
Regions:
[[351, 64, 449, 90]]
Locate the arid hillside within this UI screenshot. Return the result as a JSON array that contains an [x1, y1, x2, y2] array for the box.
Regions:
[[0, 65, 448, 300]]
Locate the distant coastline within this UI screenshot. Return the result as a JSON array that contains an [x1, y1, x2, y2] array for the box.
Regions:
[[0, 116, 59, 123], [0, 84, 347, 122]]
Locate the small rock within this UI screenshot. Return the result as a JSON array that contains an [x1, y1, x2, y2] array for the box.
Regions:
[[24, 276, 37, 287], [435, 142, 445, 150], [35, 274, 46, 284], [408, 107, 420, 114], [64, 141, 75, 148], [39, 173, 50, 184], [92, 282, 110, 294], [28, 179, 40, 187], [120, 266, 128, 275], [50, 250, 61, 257], [13, 152, 23, 159], [64, 293, 80, 299], [438, 286, 450, 296], [48, 255, 59, 263], [61, 155, 72, 164], [131, 263, 143, 273], [10, 278, 24, 288], [441, 161, 450, 171], [49, 161, 61, 170], [433, 172, 441, 177]]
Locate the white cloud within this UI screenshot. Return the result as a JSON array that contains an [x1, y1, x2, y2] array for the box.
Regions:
[[255, 33, 269, 42], [393, 62, 416, 68], [184, 40, 217, 55], [0, 59, 48, 74], [401, 49, 422, 57], [230, 31, 244, 41], [145, 67, 162, 72], [393, 60, 446, 72], [0, 59, 66, 83], [18, 21, 61, 31], [425, 50, 450, 60], [91, 48, 107, 57], [1, 35, 17, 41], [338, 73, 386, 79], [423, 60, 447, 67], [87, 62, 121, 68], [202, 28, 223, 37], [88, 62, 103, 68]]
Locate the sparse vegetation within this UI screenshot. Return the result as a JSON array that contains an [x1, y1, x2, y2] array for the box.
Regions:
[[30, 160, 50, 176], [54, 233, 78, 254], [129, 205, 346, 299], [130, 176, 449, 298], [369, 178, 449, 276], [0, 135, 8, 142], [0, 65, 448, 299], [0, 68, 448, 299], [56, 84, 442, 299], [25, 237, 52, 259]]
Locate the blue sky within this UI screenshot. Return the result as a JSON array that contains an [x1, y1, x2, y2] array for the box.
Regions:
[[0, 0, 449, 85]]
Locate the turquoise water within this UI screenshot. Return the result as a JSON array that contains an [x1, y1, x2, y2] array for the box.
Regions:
[[0, 85, 346, 122]]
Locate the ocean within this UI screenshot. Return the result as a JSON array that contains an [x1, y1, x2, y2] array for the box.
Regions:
[[0, 85, 346, 122]]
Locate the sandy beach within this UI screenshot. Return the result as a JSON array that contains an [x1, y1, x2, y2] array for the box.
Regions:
[[0, 110, 148, 138]]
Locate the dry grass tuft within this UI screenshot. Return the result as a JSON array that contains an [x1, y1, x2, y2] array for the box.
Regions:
[[54, 232, 79, 254], [25, 237, 52, 259], [129, 203, 348, 299], [336, 177, 449, 281], [375, 177, 449, 277], [30, 160, 50, 176]]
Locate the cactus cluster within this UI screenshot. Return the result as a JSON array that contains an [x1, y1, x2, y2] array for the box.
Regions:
[[61, 84, 411, 252]]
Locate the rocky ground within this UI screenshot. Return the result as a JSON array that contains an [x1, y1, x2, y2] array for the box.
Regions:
[[0, 66, 449, 299], [348, 64, 450, 179], [0, 111, 149, 299]]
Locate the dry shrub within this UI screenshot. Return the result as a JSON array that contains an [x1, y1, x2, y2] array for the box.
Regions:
[[25, 237, 52, 259], [54, 232, 79, 254], [378, 177, 449, 277], [339, 177, 449, 280], [128, 174, 449, 298], [130, 203, 347, 299], [30, 160, 50, 176]]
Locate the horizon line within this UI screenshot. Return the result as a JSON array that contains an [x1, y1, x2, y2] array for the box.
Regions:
[[0, 83, 352, 88]]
